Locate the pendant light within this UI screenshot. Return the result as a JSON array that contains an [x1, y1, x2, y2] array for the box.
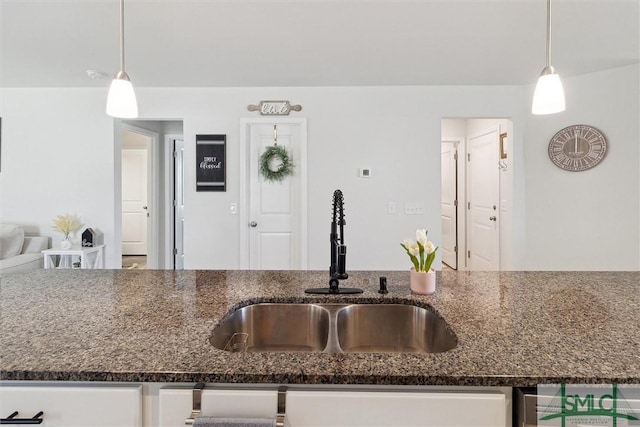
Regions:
[[106, 0, 138, 118], [532, 0, 565, 115]]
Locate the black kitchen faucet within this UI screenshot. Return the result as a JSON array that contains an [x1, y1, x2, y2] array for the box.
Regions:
[[305, 190, 363, 295]]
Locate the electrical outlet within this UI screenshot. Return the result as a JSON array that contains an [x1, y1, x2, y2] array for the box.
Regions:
[[404, 202, 425, 215]]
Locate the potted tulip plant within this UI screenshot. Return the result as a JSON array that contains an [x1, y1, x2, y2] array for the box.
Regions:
[[400, 229, 439, 294]]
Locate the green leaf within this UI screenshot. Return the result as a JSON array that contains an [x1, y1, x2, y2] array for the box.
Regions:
[[400, 243, 420, 271], [424, 246, 439, 271]]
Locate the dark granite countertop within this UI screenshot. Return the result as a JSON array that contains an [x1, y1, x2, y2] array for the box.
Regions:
[[1, 269, 639, 387]]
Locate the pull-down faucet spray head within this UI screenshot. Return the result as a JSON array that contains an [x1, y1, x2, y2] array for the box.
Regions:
[[305, 190, 362, 295], [330, 190, 347, 279]]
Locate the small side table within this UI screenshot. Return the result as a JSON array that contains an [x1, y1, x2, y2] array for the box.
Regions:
[[42, 245, 106, 269]]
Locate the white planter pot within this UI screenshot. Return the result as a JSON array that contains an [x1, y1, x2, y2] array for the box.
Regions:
[[410, 269, 436, 295]]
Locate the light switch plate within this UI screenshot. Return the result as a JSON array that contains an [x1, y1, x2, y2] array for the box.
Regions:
[[230, 203, 238, 215]]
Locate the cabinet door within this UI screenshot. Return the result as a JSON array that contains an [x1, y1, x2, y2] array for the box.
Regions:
[[287, 390, 506, 427], [158, 386, 506, 427], [0, 383, 142, 426]]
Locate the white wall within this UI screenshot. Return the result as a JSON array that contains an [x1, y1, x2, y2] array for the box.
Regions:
[[524, 64, 640, 270], [134, 85, 528, 270], [0, 88, 118, 266], [1, 64, 638, 271]]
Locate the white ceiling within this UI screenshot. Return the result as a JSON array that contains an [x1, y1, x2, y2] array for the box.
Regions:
[[1, 0, 638, 88]]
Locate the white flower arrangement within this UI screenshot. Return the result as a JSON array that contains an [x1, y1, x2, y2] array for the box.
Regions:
[[52, 213, 82, 238], [400, 229, 438, 272]]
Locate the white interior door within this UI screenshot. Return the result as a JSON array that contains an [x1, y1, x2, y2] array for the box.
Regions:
[[247, 122, 305, 270], [173, 139, 185, 269], [122, 148, 148, 255], [441, 141, 458, 269], [467, 128, 500, 270]]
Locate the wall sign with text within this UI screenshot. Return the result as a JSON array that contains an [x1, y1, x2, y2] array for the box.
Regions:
[[247, 100, 302, 116], [196, 134, 226, 192]]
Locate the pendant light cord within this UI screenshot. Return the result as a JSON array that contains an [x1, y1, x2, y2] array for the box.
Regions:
[[545, 0, 551, 68], [119, 0, 125, 72]]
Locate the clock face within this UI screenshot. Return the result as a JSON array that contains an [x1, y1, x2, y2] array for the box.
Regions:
[[548, 125, 607, 171]]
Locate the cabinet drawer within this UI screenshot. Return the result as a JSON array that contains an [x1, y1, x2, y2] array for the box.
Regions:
[[158, 386, 506, 427], [0, 382, 142, 427]]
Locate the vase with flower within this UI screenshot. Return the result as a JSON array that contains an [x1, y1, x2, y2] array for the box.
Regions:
[[400, 229, 439, 294], [52, 213, 82, 249]]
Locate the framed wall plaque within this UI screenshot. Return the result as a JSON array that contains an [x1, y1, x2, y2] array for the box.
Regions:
[[196, 134, 226, 192]]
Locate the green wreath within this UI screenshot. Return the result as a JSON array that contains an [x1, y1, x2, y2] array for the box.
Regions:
[[259, 145, 294, 182]]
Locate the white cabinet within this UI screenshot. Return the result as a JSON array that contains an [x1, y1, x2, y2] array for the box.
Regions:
[[158, 385, 507, 427], [286, 389, 506, 427], [0, 382, 142, 426], [0, 382, 507, 427]]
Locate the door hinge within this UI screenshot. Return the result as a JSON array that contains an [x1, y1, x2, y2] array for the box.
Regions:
[[454, 200, 458, 207], [467, 153, 471, 161], [468, 250, 471, 258], [454, 246, 457, 253], [173, 151, 177, 158], [173, 200, 177, 207], [454, 152, 458, 160], [468, 202, 471, 210], [173, 248, 178, 255]]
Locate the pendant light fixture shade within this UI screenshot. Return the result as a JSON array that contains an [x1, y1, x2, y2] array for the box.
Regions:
[[532, 66, 565, 115], [532, 0, 565, 115], [107, 71, 138, 118], [106, 0, 138, 118]]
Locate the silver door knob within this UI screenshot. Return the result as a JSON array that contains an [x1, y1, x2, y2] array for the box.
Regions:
[[489, 216, 497, 221], [250, 221, 258, 227]]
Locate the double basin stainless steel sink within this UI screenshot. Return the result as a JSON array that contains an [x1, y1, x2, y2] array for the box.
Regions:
[[210, 303, 457, 354]]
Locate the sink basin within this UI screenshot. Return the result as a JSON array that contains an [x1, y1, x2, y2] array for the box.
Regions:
[[209, 303, 330, 352], [336, 304, 457, 353], [210, 303, 457, 353]]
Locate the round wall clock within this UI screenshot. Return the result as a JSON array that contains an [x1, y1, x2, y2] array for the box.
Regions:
[[548, 124, 607, 171]]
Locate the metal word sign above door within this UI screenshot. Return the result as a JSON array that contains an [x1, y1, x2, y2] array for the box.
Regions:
[[196, 134, 226, 192], [247, 100, 302, 116]]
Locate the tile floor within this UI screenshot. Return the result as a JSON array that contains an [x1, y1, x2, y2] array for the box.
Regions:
[[122, 255, 147, 269]]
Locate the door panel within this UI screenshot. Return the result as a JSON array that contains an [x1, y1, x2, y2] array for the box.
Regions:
[[468, 129, 500, 271], [259, 232, 294, 269], [249, 124, 301, 270], [441, 142, 458, 269], [122, 148, 148, 255]]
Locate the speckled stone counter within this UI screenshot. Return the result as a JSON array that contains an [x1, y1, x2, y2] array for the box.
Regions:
[[1, 269, 639, 386]]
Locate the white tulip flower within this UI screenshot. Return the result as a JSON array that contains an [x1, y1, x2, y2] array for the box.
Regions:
[[424, 241, 436, 254], [401, 228, 439, 272], [416, 229, 428, 246]]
